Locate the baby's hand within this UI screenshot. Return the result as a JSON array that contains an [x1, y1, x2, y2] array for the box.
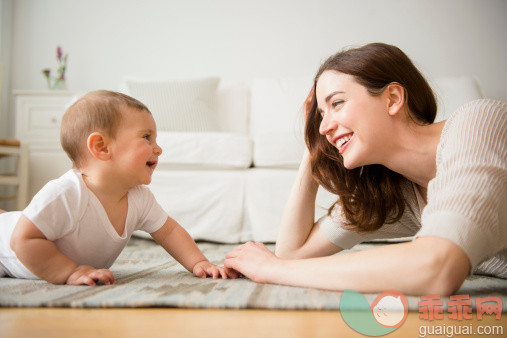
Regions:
[[192, 260, 239, 279], [66, 265, 115, 286]]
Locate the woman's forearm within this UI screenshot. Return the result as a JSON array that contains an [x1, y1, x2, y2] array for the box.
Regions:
[[275, 150, 319, 256], [267, 238, 469, 296]]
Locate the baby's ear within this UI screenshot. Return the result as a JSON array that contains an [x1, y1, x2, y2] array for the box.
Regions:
[[87, 132, 111, 161]]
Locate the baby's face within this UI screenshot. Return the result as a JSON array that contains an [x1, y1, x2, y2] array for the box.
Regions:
[[109, 108, 162, 186]]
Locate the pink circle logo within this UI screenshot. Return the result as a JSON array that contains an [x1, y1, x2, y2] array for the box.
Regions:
[[370, 290, 409, 328]]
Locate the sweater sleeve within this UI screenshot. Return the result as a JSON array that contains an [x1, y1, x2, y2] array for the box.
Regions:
[[317, 210, 369, 250], [318, 181, 422, 249], [416, 99, 507, 268]]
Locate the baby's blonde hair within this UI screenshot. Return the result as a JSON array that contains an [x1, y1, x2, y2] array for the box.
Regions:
[[60, 90, 150, 168]]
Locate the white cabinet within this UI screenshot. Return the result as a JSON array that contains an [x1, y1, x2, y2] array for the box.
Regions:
[[13, 91, 78, 200]]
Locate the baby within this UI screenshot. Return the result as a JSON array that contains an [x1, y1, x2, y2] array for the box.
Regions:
[[0, 90, 237, 285]]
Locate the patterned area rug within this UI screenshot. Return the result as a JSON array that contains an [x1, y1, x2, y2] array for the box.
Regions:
[[1, 238, 506, 310]]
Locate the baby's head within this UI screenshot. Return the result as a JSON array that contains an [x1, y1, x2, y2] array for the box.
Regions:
[[61, 90, 150, 168]]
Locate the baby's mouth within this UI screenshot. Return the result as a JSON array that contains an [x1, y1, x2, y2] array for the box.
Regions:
[[146, 161, 158, 169]]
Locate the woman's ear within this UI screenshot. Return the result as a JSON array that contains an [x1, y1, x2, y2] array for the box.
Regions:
[[86, 132, 111, 161], [386, 83, 406, 117]]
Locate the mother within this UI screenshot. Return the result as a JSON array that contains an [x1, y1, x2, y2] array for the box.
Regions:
[[224, 43, 506, 296]]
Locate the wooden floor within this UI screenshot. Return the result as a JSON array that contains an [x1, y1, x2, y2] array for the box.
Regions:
[[1, 308, 505, 338]]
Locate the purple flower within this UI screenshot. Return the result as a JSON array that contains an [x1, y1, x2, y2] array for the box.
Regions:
[[43, 46, 68, 89], [57, 46, 63, 61]]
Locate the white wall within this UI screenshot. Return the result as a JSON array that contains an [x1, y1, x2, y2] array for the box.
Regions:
[[2, 0, 507, 136], [0, 0, 13, 209], [1, 0, 12, 137]]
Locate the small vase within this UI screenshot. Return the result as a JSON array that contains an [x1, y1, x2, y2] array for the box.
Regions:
[[51, 78, 67, 90]]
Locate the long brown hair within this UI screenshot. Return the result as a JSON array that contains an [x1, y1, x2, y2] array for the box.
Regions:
[[305, 43, 437, 231]]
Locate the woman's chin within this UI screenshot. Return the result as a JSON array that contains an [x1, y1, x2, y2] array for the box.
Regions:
[[342, 158, 354, 170], [342, 156, 362, 170]]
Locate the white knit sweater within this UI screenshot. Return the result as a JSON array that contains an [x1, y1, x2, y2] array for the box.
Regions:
[[319, 99, 507, 278]]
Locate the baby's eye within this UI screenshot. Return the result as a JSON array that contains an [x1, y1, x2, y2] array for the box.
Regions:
[[143, 134, 151, 140], [331, 100, 344, 108]]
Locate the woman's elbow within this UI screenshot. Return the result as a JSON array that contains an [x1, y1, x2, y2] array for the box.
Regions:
[[422, 260, 465, 297], [274, 246, 299, 259], [417, 242, 470, 297], [275, 244, 315, 259]]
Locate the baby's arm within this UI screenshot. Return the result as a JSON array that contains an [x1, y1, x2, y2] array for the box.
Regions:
[[151, 216, 237, 279], [10, 215, 115, 286]]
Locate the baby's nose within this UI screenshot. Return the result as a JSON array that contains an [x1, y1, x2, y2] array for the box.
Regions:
[[154, 144, 163, 155]]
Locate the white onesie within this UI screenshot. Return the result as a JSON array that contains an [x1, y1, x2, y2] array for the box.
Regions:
[[0, 169, 168, 279]]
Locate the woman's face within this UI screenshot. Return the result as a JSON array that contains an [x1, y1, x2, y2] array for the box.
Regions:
[[316, 70, 391, 169]]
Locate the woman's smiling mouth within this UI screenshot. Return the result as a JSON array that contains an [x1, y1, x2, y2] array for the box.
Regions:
[[333, 133, 354, 154]]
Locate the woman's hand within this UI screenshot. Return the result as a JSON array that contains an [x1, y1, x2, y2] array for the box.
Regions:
[[66, 265, 115, 286], [224, 242, 280, 283]]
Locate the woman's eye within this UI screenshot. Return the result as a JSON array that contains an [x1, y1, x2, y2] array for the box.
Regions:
[[331, 100, 344, 108]]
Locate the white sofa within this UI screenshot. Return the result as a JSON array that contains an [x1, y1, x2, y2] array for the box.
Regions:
[[123, 76, 484, 243]]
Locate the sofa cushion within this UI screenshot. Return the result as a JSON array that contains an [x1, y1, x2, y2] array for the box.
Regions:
[[243, 168, 338, 242], [250, 77, 312, 137], [250, 77, 312, 168], [216, 80, 250, 134], [253, 131, 305, 168], [156, 131, 252, 169], [124, 77, 221, 132], [147, 170, 246, 243]]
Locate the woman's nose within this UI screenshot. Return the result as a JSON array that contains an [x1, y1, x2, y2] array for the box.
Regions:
[[319, 113, 338, 135]]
